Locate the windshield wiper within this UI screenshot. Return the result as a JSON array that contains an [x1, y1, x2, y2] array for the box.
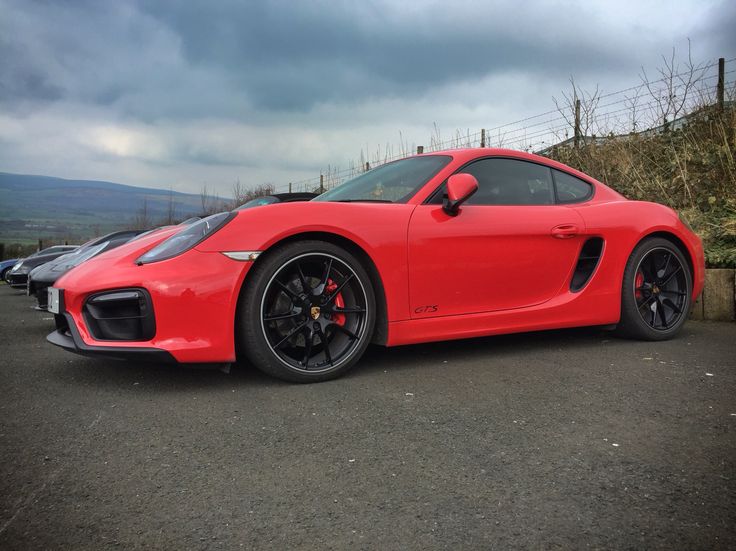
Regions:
[[335, 199, 393, 203]]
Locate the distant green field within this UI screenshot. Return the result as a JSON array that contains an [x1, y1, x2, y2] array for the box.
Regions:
[[0, 171, 225, 258]]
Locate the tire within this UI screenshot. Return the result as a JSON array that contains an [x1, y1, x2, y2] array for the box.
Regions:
[[238, 240, 376, 383], [0, 268, 9, 283], [617, 237, 692, 340]]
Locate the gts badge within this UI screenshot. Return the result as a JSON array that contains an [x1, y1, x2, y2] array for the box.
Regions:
[[414, 305, 438, 314]]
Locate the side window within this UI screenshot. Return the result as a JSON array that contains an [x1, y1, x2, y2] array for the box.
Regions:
[[553, 169, 592, 203], [458, 158, 554, 206]]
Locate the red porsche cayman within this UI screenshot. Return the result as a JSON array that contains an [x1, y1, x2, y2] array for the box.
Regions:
[[47, 148, 705, 382]]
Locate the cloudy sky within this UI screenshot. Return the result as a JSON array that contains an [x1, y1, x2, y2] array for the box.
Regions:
[[1, 0, 734, 195]]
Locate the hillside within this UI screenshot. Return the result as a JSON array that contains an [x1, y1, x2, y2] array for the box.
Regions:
[[0, 172, 219, 247]]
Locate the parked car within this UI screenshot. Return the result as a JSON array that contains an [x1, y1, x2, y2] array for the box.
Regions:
[[234, 192, 317, 210], [1, 258, 20, 282], [47, 148, 704, 383], [28, 230, 147, 309], [6, 245, 79, 288]]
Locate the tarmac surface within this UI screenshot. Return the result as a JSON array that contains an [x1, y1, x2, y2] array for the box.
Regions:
[[0, 283, 735, 550]]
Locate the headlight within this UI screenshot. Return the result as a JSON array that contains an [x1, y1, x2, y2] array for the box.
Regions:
[[11, 262, 28, 274], [136, 212, 234, 264], [51, 243, 109, 272]]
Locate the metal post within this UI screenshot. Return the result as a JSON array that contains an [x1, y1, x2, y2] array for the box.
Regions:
[[480, 128, 486, 148], [288, 182, 292, 193], [717, 57, 725, 111], [574, 99, 581, 149], [365, 162, 370, 172], [38, 238, 43, 252]]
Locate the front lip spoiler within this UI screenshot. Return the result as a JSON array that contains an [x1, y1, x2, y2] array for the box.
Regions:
[[47, 305, 176, 364]]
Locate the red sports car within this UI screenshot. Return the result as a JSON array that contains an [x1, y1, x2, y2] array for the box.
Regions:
[[47, 148, 705, 382]]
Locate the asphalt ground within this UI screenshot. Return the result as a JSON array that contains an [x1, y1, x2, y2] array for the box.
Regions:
[[0, 283, 735, 550]]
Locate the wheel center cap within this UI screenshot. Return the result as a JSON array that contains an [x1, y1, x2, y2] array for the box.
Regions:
[[310, 306, 321, 320], [652, 285, 660, 294]]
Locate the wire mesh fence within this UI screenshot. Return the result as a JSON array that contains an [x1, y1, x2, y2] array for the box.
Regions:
[[273, 56, 735, 195]]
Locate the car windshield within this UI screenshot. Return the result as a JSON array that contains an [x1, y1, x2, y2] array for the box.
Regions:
[[235, 196, 279, 210], [314, 156, 451, 203]]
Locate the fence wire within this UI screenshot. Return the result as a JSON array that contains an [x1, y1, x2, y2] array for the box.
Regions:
[[274, 57, 735, 194]]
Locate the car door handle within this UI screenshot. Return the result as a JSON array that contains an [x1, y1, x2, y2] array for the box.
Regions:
[[550, 224, 580, 238]]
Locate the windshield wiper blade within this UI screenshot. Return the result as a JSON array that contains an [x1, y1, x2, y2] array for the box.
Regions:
[[335, 199, 393, 203]]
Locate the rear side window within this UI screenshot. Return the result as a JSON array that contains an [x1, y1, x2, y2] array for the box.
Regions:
[[461, 158, 554, 205], [553, 169, 593, 203]]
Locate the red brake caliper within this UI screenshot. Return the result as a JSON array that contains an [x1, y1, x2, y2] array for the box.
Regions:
[[325, 279, 346, 326], [634, 271, 644, 300]]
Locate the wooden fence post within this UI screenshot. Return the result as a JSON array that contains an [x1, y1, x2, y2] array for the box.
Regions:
[[574, 99, 581, 149], [717, 57, 725, 111], [365, 162, 370, 172], [288, 182, 292, 193], [319, 174, 324, 194], [480, 128, 486, 148], [38, 239, 43, 252]]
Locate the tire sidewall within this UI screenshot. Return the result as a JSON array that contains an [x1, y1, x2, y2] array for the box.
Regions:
[[239, 240, 376, 382]]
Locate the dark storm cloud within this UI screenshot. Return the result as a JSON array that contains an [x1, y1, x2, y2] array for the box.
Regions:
[[0, 39, 63, 102], [0, 0, 643, 117], [0, 0, 733, 193], [137, 0, 629, 111]]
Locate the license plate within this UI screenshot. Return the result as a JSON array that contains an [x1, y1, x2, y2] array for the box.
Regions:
[[48, 287, 61, 314]]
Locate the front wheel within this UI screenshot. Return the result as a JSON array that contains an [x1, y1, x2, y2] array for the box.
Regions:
[[617, 237, 692, 340], [239, 241, 376, 382]]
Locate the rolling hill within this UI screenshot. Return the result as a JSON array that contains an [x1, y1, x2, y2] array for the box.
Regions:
[[0, 172, 224, 245]]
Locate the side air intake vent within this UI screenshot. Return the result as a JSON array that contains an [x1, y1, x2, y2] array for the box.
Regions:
[[570, 238, 604, 292], [83, 288, 155, 341]]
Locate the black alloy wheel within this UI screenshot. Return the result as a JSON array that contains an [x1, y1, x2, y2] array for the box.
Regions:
[[633, 247, 688, 330], [618, 237, 692, 340], [240, 241, 376, 382]]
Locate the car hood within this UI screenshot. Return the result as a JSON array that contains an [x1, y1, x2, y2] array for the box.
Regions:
[[14, 251, 75, 271], [53, 226, 182, 288]]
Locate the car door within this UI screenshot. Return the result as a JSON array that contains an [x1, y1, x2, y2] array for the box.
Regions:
[[407, 157, 586, 318]]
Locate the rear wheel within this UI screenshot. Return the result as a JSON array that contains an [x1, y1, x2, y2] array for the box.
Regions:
[[618, 237, 692, 340], [239, 240, 376, 382]]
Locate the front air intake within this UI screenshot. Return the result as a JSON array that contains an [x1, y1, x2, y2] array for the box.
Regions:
[[570, 238, 604, 292], [82, 288, 155, 341]]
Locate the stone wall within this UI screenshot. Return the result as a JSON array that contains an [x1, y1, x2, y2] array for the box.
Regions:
[[690, 269, 736, 321]]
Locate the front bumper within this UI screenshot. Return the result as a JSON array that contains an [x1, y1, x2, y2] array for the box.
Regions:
[[47, 305, 176, 363], [7, 273, 28, 288], [49, 247, 252, 363]]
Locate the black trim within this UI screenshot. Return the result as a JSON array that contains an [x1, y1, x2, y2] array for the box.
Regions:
[[46, 290, 175, 363], [570, 237, 604, 292], [83, 287, 156, 341], [7, 273, 28, 288]]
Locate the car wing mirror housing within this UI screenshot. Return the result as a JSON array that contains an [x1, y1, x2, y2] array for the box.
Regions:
[[443, 173, 478, 216]]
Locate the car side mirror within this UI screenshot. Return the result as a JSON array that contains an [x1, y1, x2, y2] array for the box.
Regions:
[[443, 174, 478, 216]]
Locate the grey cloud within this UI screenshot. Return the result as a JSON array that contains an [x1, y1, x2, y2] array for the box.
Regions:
[[138, 0, 633, 111], [0, 0, 732, 195], [2, 0, 647, 118]]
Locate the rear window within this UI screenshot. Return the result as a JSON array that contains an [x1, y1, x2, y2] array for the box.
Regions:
[[553, 170, 593, 203]]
